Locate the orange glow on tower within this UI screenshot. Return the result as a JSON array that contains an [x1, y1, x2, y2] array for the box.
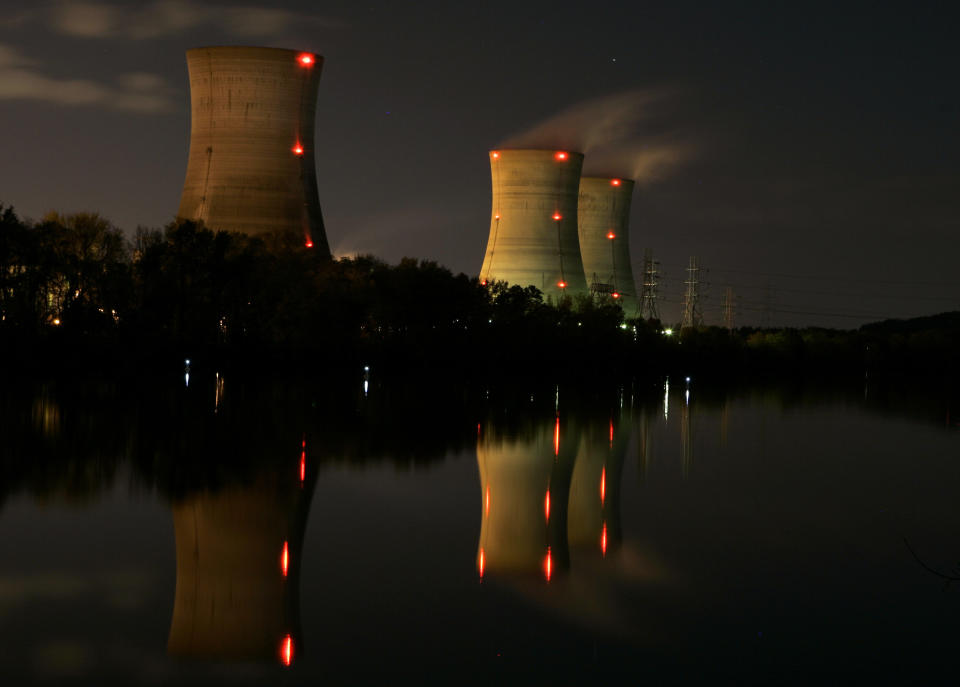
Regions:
[[280, 634, 294, 666], [544, 547, 553, 582], [298, 53, 315, 66], [554, 151, 568, 161], [494, 213, 500, 220]]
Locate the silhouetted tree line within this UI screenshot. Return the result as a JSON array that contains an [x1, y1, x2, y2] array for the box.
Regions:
[[2, 203, 957, 378]]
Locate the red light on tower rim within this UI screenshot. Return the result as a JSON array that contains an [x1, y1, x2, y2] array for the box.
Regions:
[[607, 231, 616, 239], [552, 212, 562, 221], [610, 178, 622, 186], [298, 53, 315, 66], [491, 151, 500, 159], [554, 151, 568, 161], [304, 239, 313, 249], [557, 280, 567, 289], [292, 143, 304, 156], [612, 292, 620, 299]]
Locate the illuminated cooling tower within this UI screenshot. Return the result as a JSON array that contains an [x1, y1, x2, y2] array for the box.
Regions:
[[475, 418, 579, 581], [578, 177, 637, 313], [176, 46, 329, 252], [479, 150, 588, 300]]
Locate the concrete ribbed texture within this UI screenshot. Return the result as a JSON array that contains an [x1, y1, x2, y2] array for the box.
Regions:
[[479, 149, 588, 300], [177, 46, 329, 253], [578, 177, 638, 314]]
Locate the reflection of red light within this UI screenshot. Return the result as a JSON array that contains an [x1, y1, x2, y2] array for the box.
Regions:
[[554, 417, 560, 455], [544, 547, 552, 582], [611, 178, 621, 186], [299, 451, 306, 482], [607, 231, 616, 239], [609, 419, 614, 444], [280, 634, 294, 666], [491, 151, 500, 159], [557, 281, 567, 289], [298, 53, 314, 66], [555, 151, 568, 161], [281, 541, 289, 577], [478, 548, 485, 578], [545, 490, 551, 522], [552, 212, 562, 221], [612, 292, 620, 299], [601, 522, 608, 556], [600, 467, 606, 505], [485, 485, 490, 516], [293, 143, 304, 156]]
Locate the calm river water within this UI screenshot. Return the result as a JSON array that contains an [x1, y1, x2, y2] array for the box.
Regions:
[[0, 371, 957, 684]]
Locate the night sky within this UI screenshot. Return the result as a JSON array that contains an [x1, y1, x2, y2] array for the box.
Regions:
[[1, 0, 957, 326]]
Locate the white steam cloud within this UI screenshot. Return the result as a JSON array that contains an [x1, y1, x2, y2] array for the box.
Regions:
[[498, 89, 698, 184]]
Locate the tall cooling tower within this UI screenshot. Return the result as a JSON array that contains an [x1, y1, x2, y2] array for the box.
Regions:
[[177, 46, 329, 252], [479, 150, 588, 300], [578, 177, 638, 313]]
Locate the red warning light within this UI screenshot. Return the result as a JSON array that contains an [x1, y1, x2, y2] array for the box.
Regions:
[[304, 239, 313, 248], [494, 213, 501, 220], [610, 178, 622, 186], [552, 212, 562, 221], [557, 281, 567, 289], [292, 143, 304, 156], [480, 279, 488, 286], [612, 292, 620, 299], [280, 634, 294, 666], [491, 151, 500, 159], [554, 151, 568, 161], [606, 231, 616, 239], [298, 53, 315, 66]]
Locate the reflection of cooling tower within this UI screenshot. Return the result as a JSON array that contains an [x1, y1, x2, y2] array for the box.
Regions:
[[479, 150, 588, 300], [176, 46, 329, 252], [168, 478, 313, 663], [578, 177, 637, 314], [568, 420, 629, 559], [476, 418, 578, 580]]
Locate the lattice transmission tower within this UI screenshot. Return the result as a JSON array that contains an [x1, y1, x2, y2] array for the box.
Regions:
[[638, 248, 660, 321], [681, 256, 704, 329]]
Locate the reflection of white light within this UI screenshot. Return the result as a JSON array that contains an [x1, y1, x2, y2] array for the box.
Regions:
[[185, 373, 190, 387], [620, 323, 629, 330], [663, 378, 670, 421], [363, 380, 368, 396], [685, 389, 690, 405], [663, 328, 673, 336]]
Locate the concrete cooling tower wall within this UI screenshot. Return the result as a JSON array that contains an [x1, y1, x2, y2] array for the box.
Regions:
[[577, 177, 638, 314], [177, 46, 329, 252], [479, 149, 588, 300]]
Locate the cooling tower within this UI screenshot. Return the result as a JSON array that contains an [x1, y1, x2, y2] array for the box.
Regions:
[[176, 46, 329, 252], [476, 417, 579, 581], [479, 149, 588, 300], [578, 177, 638, 313]]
